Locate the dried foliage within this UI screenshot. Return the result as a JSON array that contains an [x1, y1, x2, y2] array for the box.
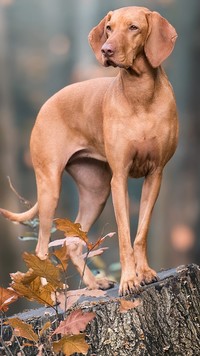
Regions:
[[0, 218, 116, 355], [53, 308, 95, 335], [119, 298, 141, 313], [0, 287, 19, 312], [4, 317, 38, 342], [52, 334, 89, 355]]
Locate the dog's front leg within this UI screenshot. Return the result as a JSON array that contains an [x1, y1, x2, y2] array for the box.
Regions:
[[133, 169, 163, 285], [111, 173, 138, 296]]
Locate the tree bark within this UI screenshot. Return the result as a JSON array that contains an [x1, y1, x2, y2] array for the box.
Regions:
[[1, 264, 200, 355]]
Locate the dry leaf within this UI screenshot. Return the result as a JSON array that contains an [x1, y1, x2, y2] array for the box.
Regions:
[[49, 237, 86, 248], [51, 243, 69, 271], [57, 293, 80, 312], [10, 269, 37, 285], [0, 287, 19, 312], [53, 334, 89, 356], [119, 298, 141, 313], [38, 282, 56, 306], [22, 252, 63, 289], [12, 276, 55, 306], [57, 288, 106, 311], [91, 232, 116, 250], [82, 247, 108, 259], [5, 317, 38, 342], [55, 218, 92, 249], [39, 321, 51, 336], [53, 308, 95, 335]]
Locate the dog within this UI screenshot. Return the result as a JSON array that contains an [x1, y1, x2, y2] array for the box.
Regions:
[[0, 7, 178, 296]]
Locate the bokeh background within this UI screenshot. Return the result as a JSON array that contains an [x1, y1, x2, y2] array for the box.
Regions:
[[0, 0, 200, 312]]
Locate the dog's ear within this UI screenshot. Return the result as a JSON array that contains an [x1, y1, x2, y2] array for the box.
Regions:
[[88, 12, 113, 65], [144, 12, 177, 68]]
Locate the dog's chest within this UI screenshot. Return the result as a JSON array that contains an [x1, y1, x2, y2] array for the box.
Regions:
[[128, 137, 159, 178]]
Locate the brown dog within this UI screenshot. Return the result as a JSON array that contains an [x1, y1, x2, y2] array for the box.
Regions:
[[0, 7, 178, 296]]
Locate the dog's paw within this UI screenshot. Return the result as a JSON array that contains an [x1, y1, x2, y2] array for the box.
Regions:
[[95, 277, 115, 290], [119, 276, 140, 297], [136, 267, 158, 286]]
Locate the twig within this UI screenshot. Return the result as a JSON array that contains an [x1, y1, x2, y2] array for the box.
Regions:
[[0, 336, 13, 356], [13, 333, 26, 356], [0, 315, 13, 356], [78, 249, 90, 290], [7, 176, 32, 208]]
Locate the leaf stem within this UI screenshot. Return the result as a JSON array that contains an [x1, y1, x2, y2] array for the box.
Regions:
[[78, 248, 90, 289]]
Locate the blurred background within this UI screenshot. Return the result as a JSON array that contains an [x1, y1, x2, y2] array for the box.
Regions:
[[0, 0, 200, 312]]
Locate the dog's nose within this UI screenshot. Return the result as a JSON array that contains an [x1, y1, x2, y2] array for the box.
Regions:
[[101, 44, 114, 57]]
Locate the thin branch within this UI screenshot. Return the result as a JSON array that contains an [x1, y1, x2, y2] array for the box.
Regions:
[[0, 336, 13, 356], [13, 333, 26, 356], [7, 176, 32, 208], [0, 315, 13, 356], [78, 249, 90, 290]]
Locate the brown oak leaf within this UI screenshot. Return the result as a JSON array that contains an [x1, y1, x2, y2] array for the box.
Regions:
[[52, 334, 89, 356], [57, 293, 80, 312], [53, 308, 95, 335], [10, 269, 37, 285], [57, 288, 106, 312], [22, 252, 63, 289], [39, 321, 51, 336], [51, 243, 69, 271], [12, 276, 55, 306], [0, 287, 19, 312], [4, 317, 38, 342], [55, 218, 92, 249], [119, 298, 141, 313]]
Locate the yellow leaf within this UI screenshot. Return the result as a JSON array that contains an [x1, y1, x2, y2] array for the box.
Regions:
[[22, 252, 63, 289], [53, 334, 89, 356], [39, 282, 55, 306], [51, 243, 69, 271], [10, 269, 37, 285], [39, 321, 51, 337], [5, 317, 38, 342], [55, 218, 92, 249], [12, 277, 55, 306]]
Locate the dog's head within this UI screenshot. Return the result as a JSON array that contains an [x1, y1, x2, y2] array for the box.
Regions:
[[88, 6, 177, 69]]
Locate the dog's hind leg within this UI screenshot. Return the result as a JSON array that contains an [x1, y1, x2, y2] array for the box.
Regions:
[[34, 166, 63, 260], [66, 158, 113, 289]]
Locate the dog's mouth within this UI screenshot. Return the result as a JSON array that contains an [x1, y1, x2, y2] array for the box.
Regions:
[[104, 58, 117, 67], [104, 58, 130, 70]]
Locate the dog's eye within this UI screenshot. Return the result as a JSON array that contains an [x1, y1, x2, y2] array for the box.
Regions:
[[129, 25, 139, 31], [106, 25, 112, 31]]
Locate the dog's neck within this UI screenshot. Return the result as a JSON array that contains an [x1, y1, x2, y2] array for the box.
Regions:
[[127, 51, 157, 77], [117, 53, 161, 105]]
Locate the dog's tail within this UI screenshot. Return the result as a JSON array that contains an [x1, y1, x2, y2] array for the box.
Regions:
[[0, 202, 38, 223]]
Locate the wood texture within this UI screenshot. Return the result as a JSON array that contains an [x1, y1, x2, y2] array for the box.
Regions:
[[1, 264, 200, 355]]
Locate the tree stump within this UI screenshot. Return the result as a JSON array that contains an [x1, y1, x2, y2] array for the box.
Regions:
[[1, 264, 200, 355]]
